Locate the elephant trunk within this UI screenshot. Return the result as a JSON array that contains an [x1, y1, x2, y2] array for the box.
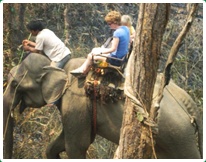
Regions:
[[3, 111, 14, 159], [3, 89, 18, 159]]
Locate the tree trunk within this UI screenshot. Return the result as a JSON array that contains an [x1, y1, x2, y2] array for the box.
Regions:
[[7, 4, 16, 57], [64, 4, 70, 47], [18, 4, 26, 41], [117, 4, 170, 159]]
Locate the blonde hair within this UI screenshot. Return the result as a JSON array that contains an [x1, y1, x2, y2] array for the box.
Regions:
[[121, 15, 133, 27], [105, 11, 121, 25]]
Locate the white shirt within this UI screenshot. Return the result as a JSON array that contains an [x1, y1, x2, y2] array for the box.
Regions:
[[35, 29, 71, 62]]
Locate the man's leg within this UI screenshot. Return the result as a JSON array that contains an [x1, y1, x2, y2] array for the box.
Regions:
[[51, 54, 71, 68]]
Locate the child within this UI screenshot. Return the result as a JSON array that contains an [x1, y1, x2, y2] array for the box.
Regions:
[[121, 15, 135, 42]]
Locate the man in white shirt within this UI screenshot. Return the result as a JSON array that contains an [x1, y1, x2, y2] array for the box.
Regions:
[[22, 19, 71, 68]]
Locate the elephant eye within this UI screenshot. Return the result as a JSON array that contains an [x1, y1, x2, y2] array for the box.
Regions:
[[11, 80, 18, 88]]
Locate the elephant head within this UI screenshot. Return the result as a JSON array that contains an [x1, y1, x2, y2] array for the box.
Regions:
[[3, 53, 68, 158]]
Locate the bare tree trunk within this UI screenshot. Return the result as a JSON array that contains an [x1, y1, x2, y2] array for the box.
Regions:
[[7, 4, 16, 57], [18, 3, 26, 41], [116, 4, 169, 159], [64, 4, 70, 47]]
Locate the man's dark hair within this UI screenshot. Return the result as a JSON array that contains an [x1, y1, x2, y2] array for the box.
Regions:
[[26, 19, 45, 31]]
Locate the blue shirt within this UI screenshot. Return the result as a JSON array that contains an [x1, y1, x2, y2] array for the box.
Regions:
[[111, 26, 130, 58]]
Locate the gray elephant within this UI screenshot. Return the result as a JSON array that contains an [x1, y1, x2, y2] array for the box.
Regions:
[[3, 53, 202, 159]]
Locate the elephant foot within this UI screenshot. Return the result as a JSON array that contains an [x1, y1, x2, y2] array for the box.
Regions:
[[46, 130, 65, 159]]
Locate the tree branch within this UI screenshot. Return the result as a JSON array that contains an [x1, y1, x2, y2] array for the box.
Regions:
[[164, 3, 198, 85], [150, 3, 198, 120]]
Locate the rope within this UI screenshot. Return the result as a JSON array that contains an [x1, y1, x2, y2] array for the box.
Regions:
[[92, 80, 98, 138], [3, 70, 28, 140], [149, 126, 157, 159]]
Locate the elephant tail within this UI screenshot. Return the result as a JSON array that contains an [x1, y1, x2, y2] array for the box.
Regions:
[[195, 110, 203, 158]]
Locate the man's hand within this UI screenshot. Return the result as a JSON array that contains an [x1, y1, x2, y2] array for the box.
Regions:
[[22, 39, 29, 46], [23, 45, 30, 51]]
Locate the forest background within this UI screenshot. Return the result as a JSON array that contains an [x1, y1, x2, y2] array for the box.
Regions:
[[3, 3, 203, 158]]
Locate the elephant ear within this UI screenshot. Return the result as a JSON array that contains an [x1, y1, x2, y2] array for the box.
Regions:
[[38, 66, 68, 104]]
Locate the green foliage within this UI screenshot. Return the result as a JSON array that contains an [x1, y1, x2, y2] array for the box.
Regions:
[[10, 6, 15, 13], [136, 112, 144, 122]]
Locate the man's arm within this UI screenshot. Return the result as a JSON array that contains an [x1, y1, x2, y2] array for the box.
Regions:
[[23, 45, 40, 53], [22, 39, 36, 47], [27, 40, 36, 47], [22, 39, 42, 53]]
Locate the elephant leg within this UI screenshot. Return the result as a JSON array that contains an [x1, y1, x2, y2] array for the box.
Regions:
[[64, 139, 90, 159], [46, 129, 65, 159], [64, 122, 92, 158]]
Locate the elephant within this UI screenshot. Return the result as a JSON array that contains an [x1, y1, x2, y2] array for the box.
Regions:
[[3, 53, 202, 159]]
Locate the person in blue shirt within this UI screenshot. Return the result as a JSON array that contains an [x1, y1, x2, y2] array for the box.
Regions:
[[70, 11, 130, 75]]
